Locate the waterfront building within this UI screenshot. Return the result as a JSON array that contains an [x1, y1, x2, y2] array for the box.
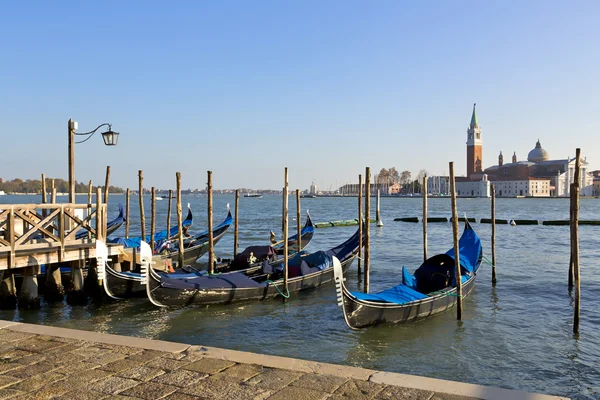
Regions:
[[309, 181, 318, 195], [456, 104, 594, 197], [426, 176, 450, 195]]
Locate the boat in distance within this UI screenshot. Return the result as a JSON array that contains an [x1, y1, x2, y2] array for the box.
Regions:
[[243, 193, 263, 198], [334, 221, 482, 329]]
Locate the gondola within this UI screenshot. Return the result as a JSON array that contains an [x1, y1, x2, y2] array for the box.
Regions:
[[75, 203, 126, 239], [334, 221, 482, 330], [96, 212, 315, 299], [108, 204, 193, 249], [143, 224, 363, 307]]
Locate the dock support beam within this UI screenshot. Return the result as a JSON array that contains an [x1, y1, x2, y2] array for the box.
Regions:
[[0, 271, 17, 309], [45, 264, 65, 302], [18, 267, 40, 309]]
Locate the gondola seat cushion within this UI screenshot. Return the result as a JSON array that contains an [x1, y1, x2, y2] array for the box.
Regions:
[[350, 284, 427, 304], [161, 272, 267, 290]]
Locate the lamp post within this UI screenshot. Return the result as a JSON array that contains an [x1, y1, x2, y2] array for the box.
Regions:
[[68, 119, 119, 203]]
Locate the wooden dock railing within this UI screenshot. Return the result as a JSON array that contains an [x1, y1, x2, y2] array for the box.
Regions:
[[0, 203, 109, 270]]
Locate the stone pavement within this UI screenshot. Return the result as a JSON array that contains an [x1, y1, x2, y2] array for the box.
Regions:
[[0, 321, 567, 400]]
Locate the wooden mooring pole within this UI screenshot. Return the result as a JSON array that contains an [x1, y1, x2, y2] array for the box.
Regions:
[[151, 187, 156, 252], [283, 167, 289, 301], [449, 161, 463, 320], [358, 174, 362, 273], [125, 188, 130, 239], [176, 172, 184, 269], [296, 189, 301, 252], [104, 166, 111, 206], [572, 148, 581, 335], [138, 170, 146, 242], [491, 184, 497, 285], [88, 180, 93, 239], [207, 171, 214, 274], [423, 176, 428, 262], [364, 167, 371, 294], [234, 189, 240, 256], [376, 189, 383, 227], [41, 174, 47, 209], [166, 190, 173, 240]]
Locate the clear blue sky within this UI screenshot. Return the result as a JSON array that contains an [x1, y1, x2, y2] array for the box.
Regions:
[[1, 1, 598, 191]]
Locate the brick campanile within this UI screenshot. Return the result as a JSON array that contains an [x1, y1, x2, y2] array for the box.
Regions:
[[466, 103, 483, 179]]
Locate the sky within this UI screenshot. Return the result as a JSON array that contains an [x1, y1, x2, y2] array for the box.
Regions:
[[1, 1, 599, 191]]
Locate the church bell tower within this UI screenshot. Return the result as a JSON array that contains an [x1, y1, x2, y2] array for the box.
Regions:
[[466, 103, 483, 179]]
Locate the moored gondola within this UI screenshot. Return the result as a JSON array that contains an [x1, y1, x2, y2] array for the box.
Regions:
[[143, 225, 364, 307], [333, 221, 482, 330], [96, 212, 316, 299]]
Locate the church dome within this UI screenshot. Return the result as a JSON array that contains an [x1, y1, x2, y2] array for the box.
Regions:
[[527, 139, 549, 162]]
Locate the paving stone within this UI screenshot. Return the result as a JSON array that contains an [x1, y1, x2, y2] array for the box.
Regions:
[[120, 381, 178, 399], [0, 331, 35, 343], [53, 360, 103, 374], [0, 388, 27, 400], [100, 359, 143, 373], [0, 375, 20, 389], [9, 371, 65, 392], [160, 352, 188, 360], [71, 346, 114, 359], [4, 362, 59, 379], [13, 337, 66, 353], [22, 383, 71, 399], [266, 386, 329, 400], [244, 368, 303, 391], [374, 385, 435, 400], [89, 343, 144, 356], [152, 369, 207, 388], [333, 379, 385, 399], [45, 343, 87, 355], [181, 358, 235, 374], [36, 335, 82, 344], [125, 350, 167, 364], [117, 366, 166, 382], [55, 390, 108, 399], [208, 363, 263, 383], [12, 353, 47, 366], [88, 376, 140, 395], [146, 358, 190, 372], [0, 363, 24, 375], [430, 394, 484, 400], [95, 352, 129, 366], [0, 350, 33, 363], [162, 393, 201, 400], [290, 373, 348, 393], [181, 378, 272, 400], [51, 368, 114, 390]]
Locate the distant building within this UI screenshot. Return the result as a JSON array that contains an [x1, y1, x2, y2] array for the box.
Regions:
[[309, 181, 318, 195], [0, 178, 4, 183], [339, 183, 388, 196], [388, 183, 401, 195], [456, 104, 594, 197], [426, 176, 450, 195]]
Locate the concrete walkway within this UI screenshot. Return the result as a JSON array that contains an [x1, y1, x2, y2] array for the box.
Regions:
[[0, 320, 567, 400]]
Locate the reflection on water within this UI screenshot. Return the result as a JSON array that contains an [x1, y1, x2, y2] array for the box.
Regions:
[[1, 194, 599, 399]]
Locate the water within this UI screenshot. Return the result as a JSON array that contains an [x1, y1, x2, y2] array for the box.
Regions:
[[1, 194, 599, 399]]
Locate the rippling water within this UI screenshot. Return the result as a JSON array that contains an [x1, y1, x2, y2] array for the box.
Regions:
[[2, 194, 599, 399]]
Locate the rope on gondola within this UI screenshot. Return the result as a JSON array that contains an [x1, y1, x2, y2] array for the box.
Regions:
[[481, 255, 495, 268], [265, 280, 290, 299]]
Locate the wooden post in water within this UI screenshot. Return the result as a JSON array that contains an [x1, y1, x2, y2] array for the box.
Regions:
[[358, 174, 362, 273], [491, 184, 497, 285], [51, 180, 55, 202], [41, 173, 47, 205], [88, 180, 93, 237], [176, 172, 184, 268], [207, 171, 214, 274], [296, 189, 301, 252], [364, 167, 371, 293], [449, 161, 463, 320], [166, 190, 173, 240], [283, 168, 289, 300], [104, 166, 111, 206], [376, 189, 381, 226], [51, 187, 56, 204], [150, 187, 156, 252], [572, 148, 581, 335], [423, 176, 428, 262], [138, 171, 146, 241], [125, 188, 130, 239], [234, 189, 240, 256]]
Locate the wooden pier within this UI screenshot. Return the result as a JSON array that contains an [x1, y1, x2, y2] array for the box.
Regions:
[[0, 203, 122, 271]]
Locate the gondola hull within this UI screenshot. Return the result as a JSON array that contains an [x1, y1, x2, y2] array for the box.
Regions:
[[148, 255, 357, 307], [337, 275, 476, 330]]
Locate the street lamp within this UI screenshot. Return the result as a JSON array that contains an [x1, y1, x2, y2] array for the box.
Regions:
[[68, 118, 120, 203]]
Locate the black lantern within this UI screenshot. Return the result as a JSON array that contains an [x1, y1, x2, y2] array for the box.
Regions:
[[101, 128, 119, 146]]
